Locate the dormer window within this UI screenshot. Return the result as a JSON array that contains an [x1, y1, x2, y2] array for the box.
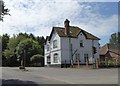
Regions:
[[53, 40, 57, 48], [80, 40, 84, 47]]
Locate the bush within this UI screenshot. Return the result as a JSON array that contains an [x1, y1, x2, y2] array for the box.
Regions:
[[19, 66, 25, 69], [31, 54, 44, 67], [117, 61, 120, 67], [108, 60, 114, 67]]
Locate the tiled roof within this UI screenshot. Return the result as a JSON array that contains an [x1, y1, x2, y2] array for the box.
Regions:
[[53, 26, 100, 40], [100, 43, 120, 55]]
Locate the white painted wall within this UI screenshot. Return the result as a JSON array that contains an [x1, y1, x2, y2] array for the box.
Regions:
[[44, 30, 61, 65], [45, 30, 100, 65], [60, 32, 99, 64]]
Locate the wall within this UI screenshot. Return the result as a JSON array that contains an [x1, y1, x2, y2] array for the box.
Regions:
[[61, 32, 100, 64], [44, 30, 61, 66]]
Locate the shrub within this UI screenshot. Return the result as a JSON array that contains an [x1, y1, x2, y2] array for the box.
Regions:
[[31, 54, 44, 67], [108, 60, 114, 67], [19, 66, 25, 69]]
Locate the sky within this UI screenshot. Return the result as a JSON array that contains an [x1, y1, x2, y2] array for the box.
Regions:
[[0, 0, 119, 46]]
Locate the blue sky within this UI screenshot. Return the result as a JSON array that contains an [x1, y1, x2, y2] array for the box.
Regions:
[[0, 0, 118, 46]]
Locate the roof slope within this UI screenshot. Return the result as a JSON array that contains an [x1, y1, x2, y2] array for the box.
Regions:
[[53, 26, 100, 40], [100, 43, 120, 55]]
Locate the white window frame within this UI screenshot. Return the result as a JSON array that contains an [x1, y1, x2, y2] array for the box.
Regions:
[[53, 53, 58, 63], [53, 40, 57, 48], [80, 40, 84, 47]]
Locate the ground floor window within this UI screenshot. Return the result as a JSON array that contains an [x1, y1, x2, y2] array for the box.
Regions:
[[47, 56, 51, 64], [84, 54, 89, 63], [53, 53, 58, 63]]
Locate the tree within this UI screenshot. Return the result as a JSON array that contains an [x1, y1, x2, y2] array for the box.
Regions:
[[0, 0, 10, 21], [3, 33, 28, 66], [2, 33, 45, 66], [1, 34, 9, 66], [2, 33, 9, 51], [109, 32, 120, 45], [16, 38, 42, 66], [36, 36, 45, 55]]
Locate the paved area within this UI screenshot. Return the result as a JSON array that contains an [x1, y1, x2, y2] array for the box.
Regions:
[[1, 67, 119, 85]]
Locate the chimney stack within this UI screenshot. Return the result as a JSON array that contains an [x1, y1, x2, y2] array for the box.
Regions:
[[64, 19, 70, 36]]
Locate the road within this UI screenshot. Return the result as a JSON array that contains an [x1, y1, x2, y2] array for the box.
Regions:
[[2, 67, 68, 85], [1, 67, 119, 85]]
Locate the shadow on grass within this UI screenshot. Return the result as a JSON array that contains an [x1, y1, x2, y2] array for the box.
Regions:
[[1, 79, 39, 86]]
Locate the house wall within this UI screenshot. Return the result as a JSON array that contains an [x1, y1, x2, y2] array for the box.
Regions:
[[45, 31, 100, 66], [61, 37, 71, 64], [44, 31, 61, 66], [60, 32, 99, 64]]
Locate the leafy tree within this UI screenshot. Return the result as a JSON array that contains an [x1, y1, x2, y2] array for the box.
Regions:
[[2, 32, 45, 66], [109, 32, 120, 45], [0, 0, 10, 21], [1, 34, 9, 66], [3, 33, 28, 66], [2, 33, 9, 51], [36, 36, 45, 55], [16, 38, 42, 66]]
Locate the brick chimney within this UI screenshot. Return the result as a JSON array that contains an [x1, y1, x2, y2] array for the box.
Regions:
[[64, 19, 70, 36]]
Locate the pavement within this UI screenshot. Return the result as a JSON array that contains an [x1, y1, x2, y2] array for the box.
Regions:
[[1, 67, 119, 85]]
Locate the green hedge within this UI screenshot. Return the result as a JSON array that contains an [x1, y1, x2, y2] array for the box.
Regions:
[[30, 54, 44, 67]]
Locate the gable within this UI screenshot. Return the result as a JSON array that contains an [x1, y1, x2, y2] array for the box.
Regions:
[[49, 27, 60, 41]]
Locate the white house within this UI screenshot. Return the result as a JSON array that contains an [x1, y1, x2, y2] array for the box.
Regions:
[[44, 19, 100, 67]]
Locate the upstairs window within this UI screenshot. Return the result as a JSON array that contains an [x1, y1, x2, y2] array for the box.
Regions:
[[80, 40, 84, 47], [53, 40, 57, 48]]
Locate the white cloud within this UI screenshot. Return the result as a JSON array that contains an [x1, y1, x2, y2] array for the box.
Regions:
[[1, 0, 118, 46]]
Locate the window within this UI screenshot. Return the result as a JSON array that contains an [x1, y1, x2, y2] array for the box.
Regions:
[[47, 45, 49, 51], [53, 53, 58, 63], [53, 40, 57, 48], [47, 56, 51, 64], [84, 54, 89, 63], [80, 40, 84, 47]]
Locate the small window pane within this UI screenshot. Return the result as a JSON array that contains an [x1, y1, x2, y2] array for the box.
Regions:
[[53, 40, 57, 48], [54, 53, 58, 63]]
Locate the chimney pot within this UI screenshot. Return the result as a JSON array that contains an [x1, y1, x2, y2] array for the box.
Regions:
[[64, 19, 70, 36]]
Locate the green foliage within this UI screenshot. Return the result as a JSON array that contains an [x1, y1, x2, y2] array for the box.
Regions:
[[0, 0, 10, 21], [16, 38, 42, 66], [31, 54, 44, 63], [2, 34, 9, 51], [2, 33, 45, 67], [31, 54, 44, 67], [117, 61, 120, 66], [1, 34, 10, 66], [19, 66, 25, 69], [109, 32, 120, 45], [100, 61, 105, 65], [108, 60, 114, 66]]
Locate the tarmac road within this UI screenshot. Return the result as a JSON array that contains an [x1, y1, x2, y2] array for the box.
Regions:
[[1, 67, 119, 85]]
